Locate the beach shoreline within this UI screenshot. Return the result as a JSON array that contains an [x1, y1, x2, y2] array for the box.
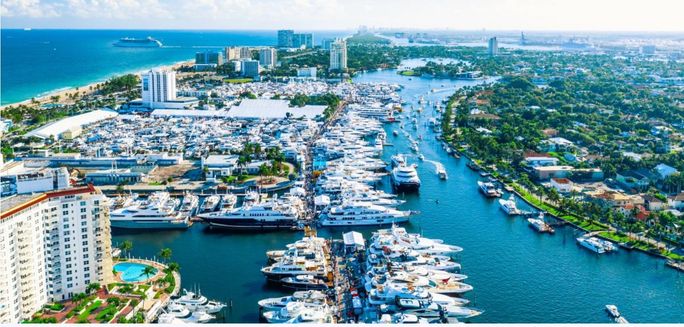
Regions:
[[0, 59, 194, 110]]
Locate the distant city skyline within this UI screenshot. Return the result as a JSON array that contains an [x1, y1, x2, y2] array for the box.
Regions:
[[1, 0, 683, 31]]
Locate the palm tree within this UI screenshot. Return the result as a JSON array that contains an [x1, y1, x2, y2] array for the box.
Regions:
[[121, 240, 133, 258], [165, 262, 180, 274], [142, 266, 156, 284], [159, 248, 172, 263]]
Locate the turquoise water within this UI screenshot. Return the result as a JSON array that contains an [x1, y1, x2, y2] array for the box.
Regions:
[[0, 29, 348, 105], [114, 262, 157, 283], [112, 66, 684, 323]]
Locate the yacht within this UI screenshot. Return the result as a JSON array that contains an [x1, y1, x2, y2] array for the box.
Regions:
[[396, 299, 483, 319], [257, 291, 327, 312], [157, 313, 185, 324], [319, 202, 411, 227], [180, 193, 198, 217], [220, 194, 237, 210], [198, 198, 302, 230], [261, 258, 329, 280], [391, 163, 421, 192], [499, 195, 522, 215], [175, 289, 208, 309], [477, 181, 501, 198], [110, 192, 189, 229], [280, 275, 329, 290], [200, 195, 220, 213], [576, 237, 606, 254], [527, 213, 555, 233], [597, 238, 617, 252]]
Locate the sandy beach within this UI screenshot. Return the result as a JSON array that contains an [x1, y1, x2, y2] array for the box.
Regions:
[[0, 60, 194, 110]]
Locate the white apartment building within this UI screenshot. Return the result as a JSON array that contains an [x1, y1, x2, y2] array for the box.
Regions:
[[0, 185, 114, 323], [329, 39, 347, 71], [141, 70, 198, 109], [259, 48, 277, 69]]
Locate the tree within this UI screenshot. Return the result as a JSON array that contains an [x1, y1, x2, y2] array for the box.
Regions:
[[142, 266, 156, 284], [165, 262, 180, 274], [86, 283, 101, 295], [159, 248, 172, 263], [121, 240, 133, 258]]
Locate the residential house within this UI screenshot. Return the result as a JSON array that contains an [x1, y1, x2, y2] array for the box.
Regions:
[[642, 194, 668, 211], [615, 169, 656, 192], [550, 178, 573, 193], [654, 163, 678, 180], [524, 152, 559, 167]]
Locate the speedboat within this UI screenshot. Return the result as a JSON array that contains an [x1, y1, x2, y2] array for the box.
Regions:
[[605, 304, 620, 318], [498, 195, 521, 215], [437, 168, 448, 180]]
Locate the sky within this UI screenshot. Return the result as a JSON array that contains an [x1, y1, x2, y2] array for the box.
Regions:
[[1, 0, 683, 31]]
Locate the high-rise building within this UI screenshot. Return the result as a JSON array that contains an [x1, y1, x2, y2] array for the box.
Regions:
[[293, 33, 314, 49], [142, 70, 177, 108], [195, 50, 224, 71], [329, 39, 347, 71], [241, 60, 260, 78], [239, 47, 253, 59], [225, 47, 241, 61], [488, 37, 499, 56], [296, 67, 317, 79], [277, 30, 294, 48], [259, 48, 277, 69], [0, 185, 114, 323]]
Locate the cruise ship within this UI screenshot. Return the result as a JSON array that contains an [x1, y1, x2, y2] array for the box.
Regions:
[[391, 163, 421, 192], [198, 197, 303, 230], [114, 37, 163, 48], [319, 201, 411, 227], [110, 192, 189, 229]]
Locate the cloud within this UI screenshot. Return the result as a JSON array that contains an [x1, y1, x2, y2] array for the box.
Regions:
[[1, 0, 60, 18], [65, 0, 173, 20]]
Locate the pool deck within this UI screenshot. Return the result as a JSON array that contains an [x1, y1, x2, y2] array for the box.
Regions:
[[113, 258, 167, 284]]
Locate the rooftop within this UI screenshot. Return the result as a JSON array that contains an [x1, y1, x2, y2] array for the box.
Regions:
[[227, 99, 326, 119], [26, 109, 119, 139]]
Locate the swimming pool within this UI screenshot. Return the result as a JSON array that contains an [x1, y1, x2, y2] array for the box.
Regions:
[[114, 262, 157, 283]]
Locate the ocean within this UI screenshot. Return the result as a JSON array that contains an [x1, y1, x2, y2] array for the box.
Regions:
[[0, 29, 348, 105]]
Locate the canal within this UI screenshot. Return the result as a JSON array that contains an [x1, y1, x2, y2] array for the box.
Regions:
[[113, 60, 684, 323]]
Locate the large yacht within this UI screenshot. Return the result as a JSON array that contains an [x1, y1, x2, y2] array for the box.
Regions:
[[319, 202, 411, 227], [110, 192, 189, 229], [576, 237, 606, 254], [198, 197, 302, 230], [391, 163, 421, 192], [478, 181, 501, 198]]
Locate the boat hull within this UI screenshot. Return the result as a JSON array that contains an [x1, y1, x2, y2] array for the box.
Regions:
[[319, 217, 409, 227], [111, 220, 189, 229], [392, 181, 421, 192], [202, 218, 297, 230]]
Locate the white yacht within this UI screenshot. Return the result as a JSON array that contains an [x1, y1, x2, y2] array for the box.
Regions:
[[478, 181, 501, 198], [576, 237, 606, 254], [200, 195, 220, 213], [528, 212, 555, 233], [391, 163, 421, 192], [199, 197, 302, 230], [319, 201, 411, 227], [110, 192, 189, 229], [499, 195, 521, 215], [258, 291, 327, 312], [180, 193, 198, 217], [220, 194, 237, 210]]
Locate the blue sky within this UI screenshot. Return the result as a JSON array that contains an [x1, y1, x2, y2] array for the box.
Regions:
[[1, 0, 683, 31]]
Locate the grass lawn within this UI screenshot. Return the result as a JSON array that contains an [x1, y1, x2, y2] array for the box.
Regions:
[[225, 78, 253, 84], [399, 70, 417, 76], [78, 300, 102, 321]]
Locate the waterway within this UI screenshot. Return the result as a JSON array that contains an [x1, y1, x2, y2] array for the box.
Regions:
[[112, 60, 684, 323]]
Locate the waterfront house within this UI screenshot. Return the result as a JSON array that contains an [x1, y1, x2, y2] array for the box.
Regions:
[[532, 165, 573, 180], [524, 152, 559, 167], [668, 192, 684, 210], [201, 155, 239, 181], [550, 177, 573, 193]]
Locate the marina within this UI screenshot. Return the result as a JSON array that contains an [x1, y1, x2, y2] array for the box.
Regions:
[[111, 62, 684, 323]]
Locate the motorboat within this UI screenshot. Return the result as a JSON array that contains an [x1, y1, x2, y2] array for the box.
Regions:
[[576, 237, 606, 254], [605, 304, 620, 318], [281, 275, 329, 290], [477, 181, 501, 198], [257, 291, 327, 312], [200, 195, 220, 213], [437, 168, 448, 180], [498, 195, 522, 215]]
